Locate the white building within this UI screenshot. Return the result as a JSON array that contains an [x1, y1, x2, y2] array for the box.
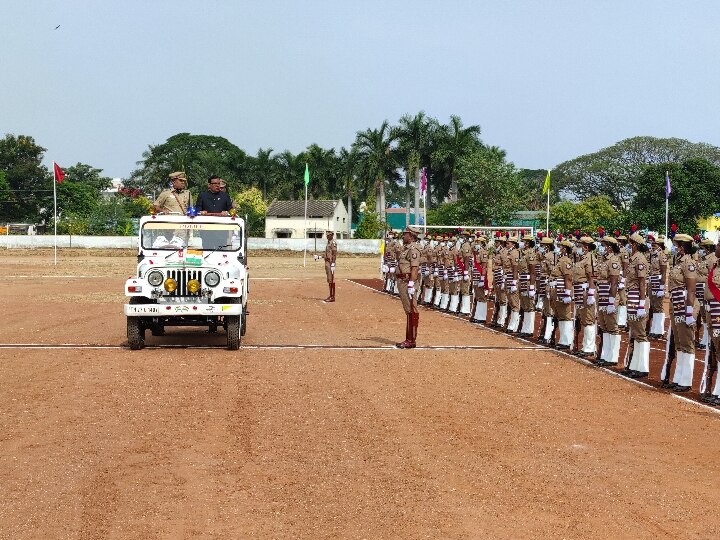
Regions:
[[265, 199, 350, 239]]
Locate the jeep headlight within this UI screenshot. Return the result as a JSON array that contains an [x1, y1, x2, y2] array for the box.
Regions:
[[187, 279, 201, 293], [164, 278, 177, 293], [147, 270, 163, 287], [204, 271, 221, 287]]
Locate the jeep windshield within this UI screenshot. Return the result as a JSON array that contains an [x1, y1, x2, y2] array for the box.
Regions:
[[141, 221, 243, 251]]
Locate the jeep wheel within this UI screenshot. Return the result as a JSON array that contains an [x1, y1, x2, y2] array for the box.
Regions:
[[127, 317, 145, 350], [226, 315, 240, 350], [240, 306, 248, 337]]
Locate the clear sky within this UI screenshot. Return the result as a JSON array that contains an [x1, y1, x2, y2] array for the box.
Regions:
[[3, 0, 719, 179]]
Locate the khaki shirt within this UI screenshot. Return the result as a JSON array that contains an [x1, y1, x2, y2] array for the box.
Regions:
[[519, 247, 537, 274], [324, 239, 337, 262], [648, 248, 668, 276], [597, 253, 622, 282], [398, 241, 421, 275], [155, 189, 192, 214], [573, 251, 596, 284], [668, 254, 696, 290], [625, 252, 648, 291], [551, 254, 574, 284]]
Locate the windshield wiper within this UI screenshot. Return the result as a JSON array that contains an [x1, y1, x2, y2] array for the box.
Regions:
[[204, 244, 232, 260]]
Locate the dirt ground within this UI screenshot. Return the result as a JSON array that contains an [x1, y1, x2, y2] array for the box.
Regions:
[[1, 250, 719, 539]]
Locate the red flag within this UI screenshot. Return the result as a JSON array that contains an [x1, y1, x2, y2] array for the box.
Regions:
[[420, 167, 427, 195], [53, 162, 65, 184]]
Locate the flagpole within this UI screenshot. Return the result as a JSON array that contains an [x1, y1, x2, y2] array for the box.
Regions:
[[53, 161, 58, 265], [545, 169, 550, 235], [665, 170, 670, 239], [303, 164, 308, 268]]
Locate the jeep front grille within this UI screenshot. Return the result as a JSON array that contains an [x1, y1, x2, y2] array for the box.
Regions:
[[166, 269, 203, 297]]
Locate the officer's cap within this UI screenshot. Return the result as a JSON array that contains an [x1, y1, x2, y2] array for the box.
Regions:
[[673, 233, 693, 243], [602, 236, 618, 246], [629, 232, 645, 244], [540, 237, 555, 245], [169, 171, 187, 181], [700, 238, 715, 247], [506, 236, 519, 244], [522, 234, 534, 241], [404, 226, 421, 238], [560, 239, 574, 248]]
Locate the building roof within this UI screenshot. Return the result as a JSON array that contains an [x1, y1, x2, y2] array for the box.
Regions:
[[266, 199, 340, 218]]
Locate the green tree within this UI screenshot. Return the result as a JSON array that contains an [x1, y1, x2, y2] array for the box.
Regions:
[[352, 120, 399, 223], [554, 136, 720, 209], [549, 196, 619, 235], [630, 158, 720, 233], [0, 134, 50, 222], [396, 112, 436, 223], [354, 210, 385, 239], [55, 163, 112, 218], [432, 115, 482, 203], [233, 187, 267, 237], [453, 148, 523, 226]]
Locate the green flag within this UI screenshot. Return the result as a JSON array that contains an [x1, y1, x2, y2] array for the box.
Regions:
[[304, 163, 310, 187], [542, 170, 550, 195]]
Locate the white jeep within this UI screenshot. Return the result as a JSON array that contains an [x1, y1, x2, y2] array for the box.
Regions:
[[124, 214, 249, 350]]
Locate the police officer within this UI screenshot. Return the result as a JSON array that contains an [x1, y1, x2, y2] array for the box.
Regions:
[[660, 233, 698, 391], [700, 239, 720, 404], [552, 238, 575, 349], [537, 235, 557, 344], [594, 236, 622, 367], [504, 236, 522, 334], [621, 232, 650, 377], [696, 237, 716, 349], [574, 235, 598, 358], [323, 230, 337, 303], [459, 231, 474, 315], [647, 235, 669, 339], [470, 233, 490, 323], [153, 171, 193, 214], [490, 234, 507, 327], [396, 226, 421, 349], [518, 233, 538, 337]]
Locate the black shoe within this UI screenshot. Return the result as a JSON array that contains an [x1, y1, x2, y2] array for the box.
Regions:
[[673, 385, 691, 392], [710, 397, 720, 406], [595, 360, 615, 368], [619, 368, 634, 376], [555, 344, 570, 350], [700, 394, 717, 403], [630, 371, 648, 379], [576, 351, 593, 358], [697, 343, 707, 350], [660, 381, 677, 389]]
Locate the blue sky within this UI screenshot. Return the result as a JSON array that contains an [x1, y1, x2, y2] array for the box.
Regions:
[[3, 0, 719, 179]]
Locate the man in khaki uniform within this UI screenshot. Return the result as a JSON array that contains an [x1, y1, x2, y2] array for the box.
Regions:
[[323, 230, 337, 302], [470, 233, 490, 323], [459, 231, 474, 315], [647, 235, 669, 339], [396, 226, 422, 349], [154, 171, 192, 214]]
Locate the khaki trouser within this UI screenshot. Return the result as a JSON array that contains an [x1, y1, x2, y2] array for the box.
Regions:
[[398, 279, 419, 314], [474, 284, 488, 302], [552, 297, 572, 321], [325, 260, 334, 283], [508, 289, 520, 312], [597, 303, 619, 334]]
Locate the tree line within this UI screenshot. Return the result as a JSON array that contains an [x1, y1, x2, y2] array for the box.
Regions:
[[2, 117, 720, 237]]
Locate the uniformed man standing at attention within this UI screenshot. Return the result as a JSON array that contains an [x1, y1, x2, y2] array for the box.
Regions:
[[396, 226, 422, 349], [323, 230, 337, 303], [153, 171, 192, 214]]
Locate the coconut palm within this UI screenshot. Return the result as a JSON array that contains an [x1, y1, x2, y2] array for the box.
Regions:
[[352, 120, 398, 223], [396, 111, 436, 225], [433, 115, 482, 202]]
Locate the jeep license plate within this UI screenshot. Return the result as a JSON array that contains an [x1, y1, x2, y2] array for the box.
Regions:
[[128, 305, 159, 314]]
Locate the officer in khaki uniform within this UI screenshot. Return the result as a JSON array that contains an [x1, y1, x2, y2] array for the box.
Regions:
[[491, 235, 507, 327], [323, 230, 337, 303], [594, 236, 622, 367], [154, 171, 193, 214], [573, 236, 598, 357], [695, 238, 716, 349], [447, 235, 461, 312], [458, 231, 474, 315], [420, 234, 435, 305], [621, 232, 650, 377], [470, 233, 490, 323], [647, 235, 669, 339], [537, 236, 557, 344], [660, 233, 699, 391], [518, 234, 538, 337], [396, 226, 422, 349], [616, 234, 630, 329], [504, 236, 522, 334], [552, 239, 575, 350], [700, 240, 720, 404]]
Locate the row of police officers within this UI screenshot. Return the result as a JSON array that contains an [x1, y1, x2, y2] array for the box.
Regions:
[[382, 227, 720, 405]]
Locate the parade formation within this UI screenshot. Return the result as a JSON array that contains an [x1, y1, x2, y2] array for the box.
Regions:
[[381, 225, 720, 405]]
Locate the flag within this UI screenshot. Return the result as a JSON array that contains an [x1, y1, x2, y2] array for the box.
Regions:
[[53, 161, 65, 184], [420, 167, 427, 195], [304, 163, 310, 187], [665, 171, 671, 199], [542, 170, 550, 195]]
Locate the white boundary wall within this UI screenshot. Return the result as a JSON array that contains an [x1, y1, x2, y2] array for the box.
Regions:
[[0, 235, 382, 254]]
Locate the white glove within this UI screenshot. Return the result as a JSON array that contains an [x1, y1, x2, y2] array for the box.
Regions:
[[529, 286, 536, 298], [407, 281, 415, 296], [607, 302, 616, 314], [314, 254, 320, 261], [637, 307, 647, 318], [382, 264, 389, 273], [463, 271, 469, 281], [656, 287, 665, 298], [433, 270, 439, 277], [685, 307, 695, 326], [330, 262, 335, 273], [510, 280, 518, 293], [618, 277, 626, 290], [586, 289, 596, 306], [389, 267, 396, 274], [562, 289, 572, 304]]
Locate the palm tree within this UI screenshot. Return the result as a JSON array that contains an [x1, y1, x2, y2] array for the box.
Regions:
[[338, 146, 360, 227], [352, 120, 398, 224], [433, 115, 482, 202], [250, 147, 277, 200], [396, 111, 435, 226]]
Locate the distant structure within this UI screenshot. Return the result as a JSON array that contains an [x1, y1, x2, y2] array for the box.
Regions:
[[265, 199, 350, 239]]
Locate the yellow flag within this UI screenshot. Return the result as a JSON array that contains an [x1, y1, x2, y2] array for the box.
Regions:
[[380, 239, 385, 255], [542, 170, 551, 195]]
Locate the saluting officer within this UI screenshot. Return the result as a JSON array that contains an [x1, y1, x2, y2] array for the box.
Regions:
[[154, 171, 193, 215], [396, 226, 422, 349]]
